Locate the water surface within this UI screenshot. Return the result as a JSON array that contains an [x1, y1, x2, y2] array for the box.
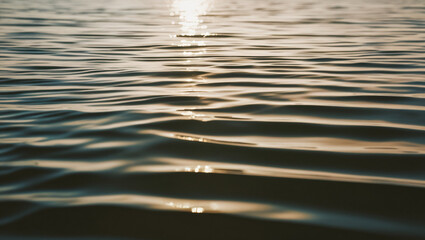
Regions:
[[1, 0, 425, 239]]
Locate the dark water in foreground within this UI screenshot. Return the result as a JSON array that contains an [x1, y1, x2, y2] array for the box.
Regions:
[[1, 0, 425, 239]]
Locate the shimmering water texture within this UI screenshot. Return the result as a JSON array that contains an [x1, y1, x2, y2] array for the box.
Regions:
[[1, 0, 425, 239]]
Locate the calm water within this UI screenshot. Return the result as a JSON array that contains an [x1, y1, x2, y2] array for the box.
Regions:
[[1, 0, 425, 239]]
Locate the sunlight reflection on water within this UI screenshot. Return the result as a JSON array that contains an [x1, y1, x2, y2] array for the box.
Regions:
[[170, 0, 213, 36], [1, 0, 425, 238]]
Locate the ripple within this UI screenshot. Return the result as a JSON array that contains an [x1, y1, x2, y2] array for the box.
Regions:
[[1, 0, 425, 239]]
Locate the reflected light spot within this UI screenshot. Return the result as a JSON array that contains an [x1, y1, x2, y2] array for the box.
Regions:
[[177, 40, 206, 47], [183, 50, 206, 56], [165, 201, 204, 213], [191, 207, 204, 213], [166, 202, 191, 209], [184, 165, 214, 173], [179, 110, 210, 121]]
